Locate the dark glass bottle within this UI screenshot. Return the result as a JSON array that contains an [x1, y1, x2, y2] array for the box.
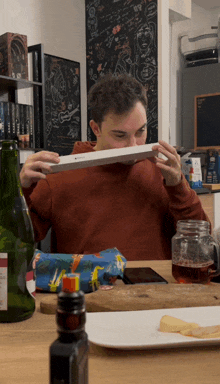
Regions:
[[50, 273, 89, 384], [0, 140, 35, 322]]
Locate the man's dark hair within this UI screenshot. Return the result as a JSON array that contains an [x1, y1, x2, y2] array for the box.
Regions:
[[88, 73, 148, 125]]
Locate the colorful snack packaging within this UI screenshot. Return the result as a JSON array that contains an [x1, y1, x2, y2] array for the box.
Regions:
[[34, 247, 127, 293]]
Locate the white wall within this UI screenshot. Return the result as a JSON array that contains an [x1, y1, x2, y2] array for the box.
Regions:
[[0, 0, 87, 141], [169, 0, 191, 21], [170, 2, 220, 147], [0, 0, 172, 146], [0, 0, 43, 45], [158, 0, 170, 143]]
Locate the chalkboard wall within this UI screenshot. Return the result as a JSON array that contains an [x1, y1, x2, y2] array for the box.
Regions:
[[195, 93, 220, 149], [86, 0, 158, 143]]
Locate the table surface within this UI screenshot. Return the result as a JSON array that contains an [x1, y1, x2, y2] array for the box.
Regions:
[[1, 260, 220, 384]]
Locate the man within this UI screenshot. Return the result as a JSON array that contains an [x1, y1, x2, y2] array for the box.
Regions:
[[20, 74, 209, 261]]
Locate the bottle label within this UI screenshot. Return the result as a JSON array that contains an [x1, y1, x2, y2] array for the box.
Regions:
[[0, 253, 8, 310], [26, 270, 36, 299]]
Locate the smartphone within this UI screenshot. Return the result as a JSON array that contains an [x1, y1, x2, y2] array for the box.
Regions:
[[122, 267, 168, 285]]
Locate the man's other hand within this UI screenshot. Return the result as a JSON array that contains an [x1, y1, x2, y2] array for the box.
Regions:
[[20, 151, 60, 188], [152, 140, 182, 187]]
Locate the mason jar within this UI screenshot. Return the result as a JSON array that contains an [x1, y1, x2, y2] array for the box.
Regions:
[[172, 220, 220, 284]]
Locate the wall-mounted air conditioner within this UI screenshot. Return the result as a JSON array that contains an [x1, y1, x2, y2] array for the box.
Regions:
[[180, 20, 220, 67]]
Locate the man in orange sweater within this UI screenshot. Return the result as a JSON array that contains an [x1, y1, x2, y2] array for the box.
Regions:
[[20, 74, 209, 261]]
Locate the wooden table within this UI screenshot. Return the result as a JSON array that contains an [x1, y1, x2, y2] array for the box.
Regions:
[[1, 260, 220, 384]]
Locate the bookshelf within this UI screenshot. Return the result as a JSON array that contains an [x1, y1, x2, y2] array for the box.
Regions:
[[0, 75, 42, 91], [0, 44, 46, 154]]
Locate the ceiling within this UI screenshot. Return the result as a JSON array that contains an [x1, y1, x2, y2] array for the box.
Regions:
[[192, 0, 220, 11]]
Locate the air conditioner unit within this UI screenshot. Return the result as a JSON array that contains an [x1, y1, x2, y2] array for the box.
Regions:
[[180, 22, 220, 67]]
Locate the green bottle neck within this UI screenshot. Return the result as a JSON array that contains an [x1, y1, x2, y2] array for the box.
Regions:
[[0, 142, 22, 200]]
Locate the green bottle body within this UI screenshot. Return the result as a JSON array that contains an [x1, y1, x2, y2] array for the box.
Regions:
[[0, 141, 36, 322]]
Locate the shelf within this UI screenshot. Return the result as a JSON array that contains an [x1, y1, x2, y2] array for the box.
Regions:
[[194, 187, 211, 194], [0, 75, 42, 90], [0, 44, 45, 150], [203, 184, 220, 191]]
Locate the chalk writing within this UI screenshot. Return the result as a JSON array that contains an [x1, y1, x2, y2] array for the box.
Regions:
[[86, 0, 158, 143], [44, 54, 81, 155]]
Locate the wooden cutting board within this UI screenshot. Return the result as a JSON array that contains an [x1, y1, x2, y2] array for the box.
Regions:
[[40, 283, 220, 314]]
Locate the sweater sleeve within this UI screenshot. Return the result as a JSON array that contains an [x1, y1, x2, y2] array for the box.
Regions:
[[22, 179, 52, 242], [164, 174, 211, 229]]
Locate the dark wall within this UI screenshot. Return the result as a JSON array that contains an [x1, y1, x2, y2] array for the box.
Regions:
[[86, 0, 158, 143], [181, 63, 220, 150]]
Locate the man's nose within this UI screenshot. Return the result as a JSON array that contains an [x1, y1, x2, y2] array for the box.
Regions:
[[127, 136, 138, 147]]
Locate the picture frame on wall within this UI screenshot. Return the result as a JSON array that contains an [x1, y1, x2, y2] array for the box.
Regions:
[[44, 54, 81, 156]]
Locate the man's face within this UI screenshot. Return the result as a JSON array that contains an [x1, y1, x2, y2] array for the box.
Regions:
[[90, 101, 147, 153]]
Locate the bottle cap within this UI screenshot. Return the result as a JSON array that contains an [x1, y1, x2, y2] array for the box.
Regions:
[[62, 273, 80, 292]]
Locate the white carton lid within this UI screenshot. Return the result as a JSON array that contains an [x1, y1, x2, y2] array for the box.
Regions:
[[44, 142, 159, 174]]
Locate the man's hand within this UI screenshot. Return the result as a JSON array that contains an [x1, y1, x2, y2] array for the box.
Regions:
[[20, 151, 60, 188], [152, 140, 182, 187]]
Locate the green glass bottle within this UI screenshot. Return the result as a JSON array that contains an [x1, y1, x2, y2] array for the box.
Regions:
[[0, 140, 35, 322]]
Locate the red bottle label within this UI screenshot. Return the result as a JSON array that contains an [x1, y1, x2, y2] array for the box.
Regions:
[[0, 253, 8, 310], [26, 270, 36, 298]]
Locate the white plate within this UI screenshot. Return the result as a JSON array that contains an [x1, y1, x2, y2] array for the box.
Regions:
[[85, 306, 220, 350]]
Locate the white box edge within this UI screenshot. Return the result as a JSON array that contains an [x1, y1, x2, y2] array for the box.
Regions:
[[44, 143, 159, 174]]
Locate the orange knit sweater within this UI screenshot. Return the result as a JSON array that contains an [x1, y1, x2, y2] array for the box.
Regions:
[[23, 142, 209, 261]]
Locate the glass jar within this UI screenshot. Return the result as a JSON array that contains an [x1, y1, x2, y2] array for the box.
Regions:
[[172, 220, 220, 284]]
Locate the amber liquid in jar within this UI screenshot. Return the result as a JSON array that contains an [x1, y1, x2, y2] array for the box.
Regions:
[[172, 261, 215, 284]]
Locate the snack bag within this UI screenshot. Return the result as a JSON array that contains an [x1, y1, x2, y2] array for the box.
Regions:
[[34, 247, 127, 293]]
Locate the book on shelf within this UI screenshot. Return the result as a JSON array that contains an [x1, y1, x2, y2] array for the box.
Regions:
[[0, 101, 35, 149], [15, 103, 20, 139], [19, 104, 33, 149], [19, 104, 25, 136], [24, 104, 30, 148], [29, 105, 34, 148], [9, 102, 16, 140], [0, 101, 5, 140], [33, 50, 42, 149], [3, 102, 10, 140]]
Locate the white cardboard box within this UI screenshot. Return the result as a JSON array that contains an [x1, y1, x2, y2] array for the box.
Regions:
[[181, 154, 203, 189], [44, 143, 159, 174]]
